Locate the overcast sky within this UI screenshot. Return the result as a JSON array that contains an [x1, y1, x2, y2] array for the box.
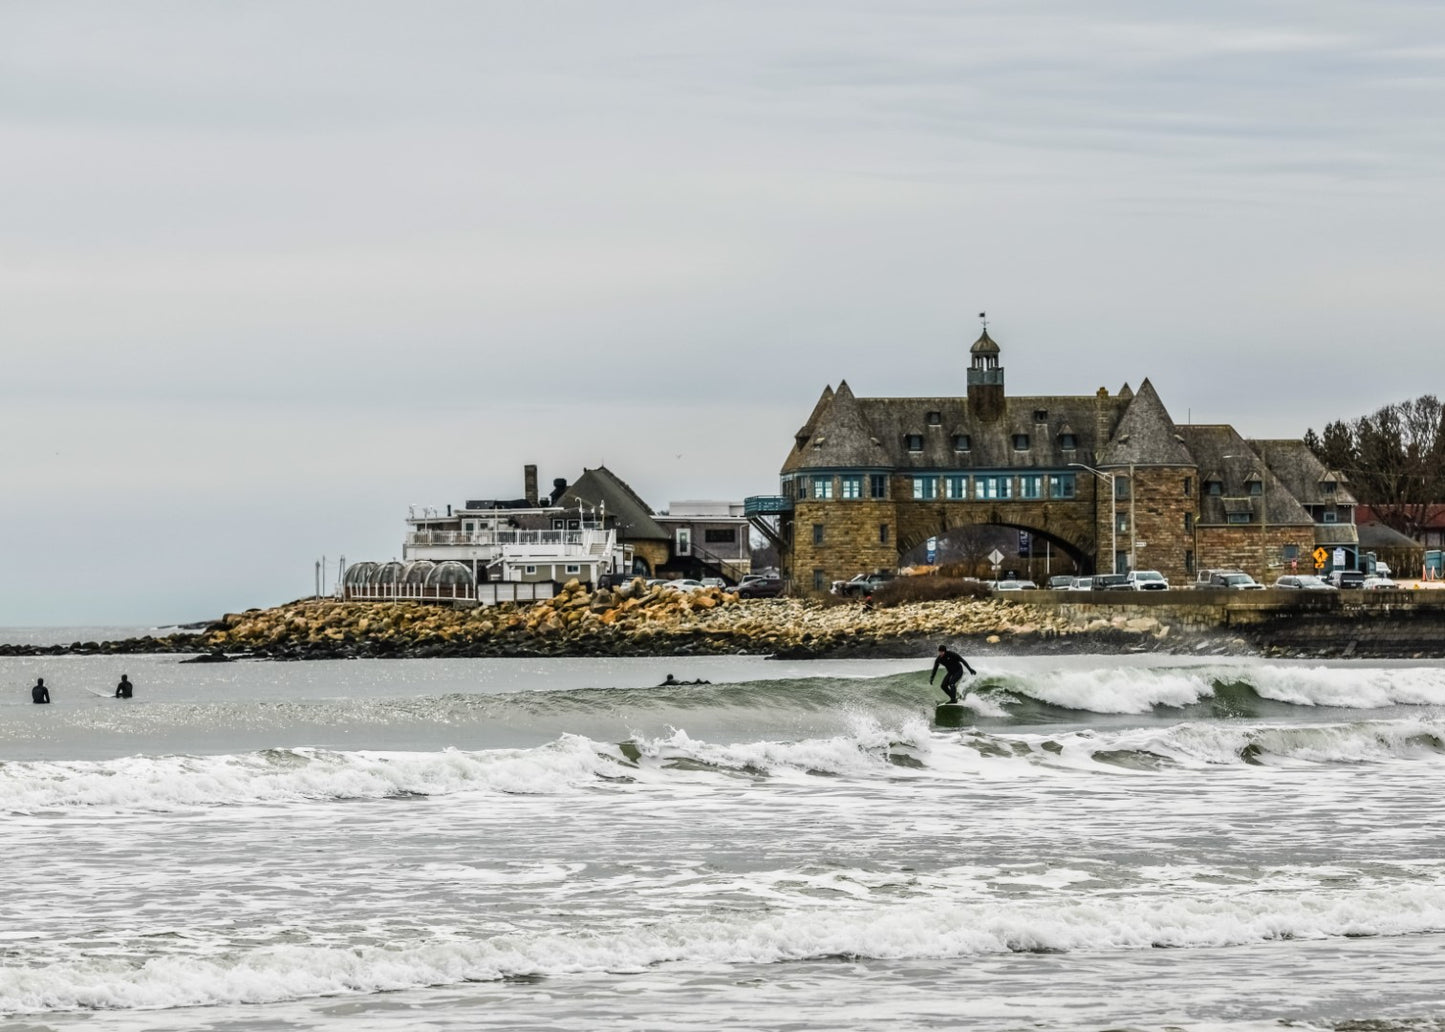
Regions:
[[4, 1, 1443, 626]]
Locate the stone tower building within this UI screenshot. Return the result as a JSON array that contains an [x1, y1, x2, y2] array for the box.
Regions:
[[765, 327, 1354, 590]]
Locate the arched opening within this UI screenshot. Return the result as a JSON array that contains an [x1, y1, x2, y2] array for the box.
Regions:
[[897, 518, 1093, 582]]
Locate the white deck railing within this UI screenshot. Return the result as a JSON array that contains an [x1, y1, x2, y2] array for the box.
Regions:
[[343, 581, 557, 606]]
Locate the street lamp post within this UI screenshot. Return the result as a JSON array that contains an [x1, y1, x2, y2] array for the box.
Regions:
[[1069, 463, 1118, 575], [1224, 449, 1269, 582]]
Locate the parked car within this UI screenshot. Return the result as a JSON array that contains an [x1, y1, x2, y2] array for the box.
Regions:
[[1090, 573, 1130, 591], [1069, 577, 1094, 591], [1274, 575, 1336, 591], [1124, 570, 1169, 591], [699, 577, 726, 589], [669, 578, 706, 592], [1362, 577, 1400, 590], [1211, 572, 1264, 590], [1327, 569, 1366, 590], [1045, 575, 1076, 590], [994, 579, 1038, 591], [735, 576, 784, 599], [834, 572, 896, 597]]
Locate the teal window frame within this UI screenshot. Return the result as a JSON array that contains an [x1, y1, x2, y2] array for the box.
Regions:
[[912, 475, 939, 500]]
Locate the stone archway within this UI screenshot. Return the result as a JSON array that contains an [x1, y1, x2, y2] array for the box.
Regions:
[[896, 507, 1096, 579]]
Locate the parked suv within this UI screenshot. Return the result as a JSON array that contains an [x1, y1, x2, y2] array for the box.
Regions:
[[1211, 571, 1264, 590], [1195, 569, 1262, 590], [1123, 570, 1170, 591], [1090, 573, 1130, 591], [1328, 569, 1366, 589], [734, 575, 784, 598]]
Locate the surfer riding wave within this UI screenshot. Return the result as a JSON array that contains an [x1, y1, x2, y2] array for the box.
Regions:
[[929, 645, 975, 703]]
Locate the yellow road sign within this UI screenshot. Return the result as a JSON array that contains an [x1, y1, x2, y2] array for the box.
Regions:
[[1312, 547, 1329, 564]]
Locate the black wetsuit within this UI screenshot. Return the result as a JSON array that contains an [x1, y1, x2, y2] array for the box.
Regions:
[[115, 678, 133, 699], [31, 682, 50, 704], [929, 650, 975, 703]]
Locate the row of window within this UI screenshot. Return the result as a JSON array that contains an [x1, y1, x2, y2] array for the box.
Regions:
[[791, 472, 1080, 501], [902, 432, 1078, 453], [910, 473, 1078, 501], [795, 474, 890, 500]]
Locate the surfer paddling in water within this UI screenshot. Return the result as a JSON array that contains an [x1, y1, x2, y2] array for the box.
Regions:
[[929, 645, 975, 703]]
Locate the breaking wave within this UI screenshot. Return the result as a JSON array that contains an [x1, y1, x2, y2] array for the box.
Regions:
[[7, 713, 1445, 813], [6, 880, 1445, 1014]]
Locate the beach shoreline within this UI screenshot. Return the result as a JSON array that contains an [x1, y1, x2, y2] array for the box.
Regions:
[[5, 579, 1438, 661]]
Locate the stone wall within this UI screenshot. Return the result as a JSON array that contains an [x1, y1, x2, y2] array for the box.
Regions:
[[1194, 525, 1314, 584], [789, 498, 899, 591], [1123, 467, 1196, 583]]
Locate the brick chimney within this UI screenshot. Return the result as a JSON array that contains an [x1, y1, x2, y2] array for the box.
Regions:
[[524, 464, 539, 506]]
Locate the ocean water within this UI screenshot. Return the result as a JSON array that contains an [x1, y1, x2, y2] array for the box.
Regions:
[[4, 647, 1445, 1031]]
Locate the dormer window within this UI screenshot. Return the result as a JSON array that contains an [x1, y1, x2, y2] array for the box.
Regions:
[[1322, 480, 1337, 495], [1247, 479, 1263, 497], [1059, 433, 1077, 450], [1033, 409, 1048, 423], [1206, 479, 1222, 496], [905, 434, 924, 452], [953, 434, 971, 452], [926, 410, 942, 426], [1012, 433, 1030, 451]]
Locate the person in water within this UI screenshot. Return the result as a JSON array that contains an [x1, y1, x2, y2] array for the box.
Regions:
[[658, 673, 711, 687], [31, 678, 50, 704], [115, 674, 133, 699], [929, 645, 975, 703]]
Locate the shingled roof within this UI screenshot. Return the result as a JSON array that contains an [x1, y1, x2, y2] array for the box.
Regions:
[[555, 466, 669, 541], [1248, 439, 1358, 509], [1095, 379, 1194, 467], [1177, 426, 1313, 527], [782, 388, 1133, 474]]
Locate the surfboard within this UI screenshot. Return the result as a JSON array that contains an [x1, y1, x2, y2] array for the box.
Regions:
[[933, 701, 972, 727]]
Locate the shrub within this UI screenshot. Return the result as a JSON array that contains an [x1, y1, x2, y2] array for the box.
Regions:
[[870, 577, 990, 608]]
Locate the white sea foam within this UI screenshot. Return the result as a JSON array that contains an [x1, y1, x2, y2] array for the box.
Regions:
[[997, 666, 1218, 712], [12, 712, 1444, 814], [1245, 664, 1445, 708], [6, 882, 1445, 1015], [626, 721, 928, 779], [987, 663, 1445, 715], [0, 736, 622, 813]]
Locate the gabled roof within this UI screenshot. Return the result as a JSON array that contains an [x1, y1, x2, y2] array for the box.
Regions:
[[793, 385, 835, 448], [791, 380, 893, 469], [555, 466, 669, 541], [1095, 378, 1193, 467], [1178, 426, 1314, 527], [1249, 439, 1359, 508]]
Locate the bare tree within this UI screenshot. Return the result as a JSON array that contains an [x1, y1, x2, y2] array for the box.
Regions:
[[1307, 395, 1445, 535]]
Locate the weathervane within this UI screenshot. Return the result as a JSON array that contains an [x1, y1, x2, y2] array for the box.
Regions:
[[979, 311, 987, 330]]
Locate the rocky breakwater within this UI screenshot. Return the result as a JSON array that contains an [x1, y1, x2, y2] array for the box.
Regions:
[[187, 579, 1182, 660]]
